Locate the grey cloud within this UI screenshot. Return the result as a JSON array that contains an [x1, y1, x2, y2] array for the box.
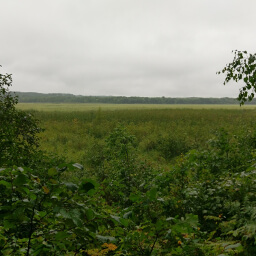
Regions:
[[1, 0, 256, 97]]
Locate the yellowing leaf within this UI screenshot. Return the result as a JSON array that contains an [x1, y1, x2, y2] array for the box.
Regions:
[[42, 186, 50, 194]]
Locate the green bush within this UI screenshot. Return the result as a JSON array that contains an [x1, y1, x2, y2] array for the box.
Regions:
[[0, 165, 115, 255], [156, 135, 190, 160], [0, 71, 42, 167]]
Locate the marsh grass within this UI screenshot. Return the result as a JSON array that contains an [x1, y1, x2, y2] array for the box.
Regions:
[[17, 103, 256, 172]]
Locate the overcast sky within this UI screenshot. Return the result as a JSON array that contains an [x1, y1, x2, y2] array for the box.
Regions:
[[1, 1, 255, 97]]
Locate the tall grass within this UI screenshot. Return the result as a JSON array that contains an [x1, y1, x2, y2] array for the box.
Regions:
[[20, 104, 256, 170]]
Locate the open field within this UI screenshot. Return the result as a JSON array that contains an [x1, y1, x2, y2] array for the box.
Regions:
[[17, 102, 256, 112], [18, 103, 256, 171]]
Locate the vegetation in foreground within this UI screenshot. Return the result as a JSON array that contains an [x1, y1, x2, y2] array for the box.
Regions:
[[1, 50, 256, 255]]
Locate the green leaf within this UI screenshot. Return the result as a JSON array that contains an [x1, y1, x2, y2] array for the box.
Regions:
[[73, 163, 84, 170], [38, 211, 47, 218], [120, 218, 129, 227], [13, 173, 28, 186], [59, 208, 83, 227], [29, 192, 37, 201], [70, 209, 83, 227], [156, 219, 164, 231], [185, 214, 198, 227], [111, 215, 121, 224], [48, 168, 58, 176], [225, 243, 242, 250], [147, 187, 157, 200], [85, 208, 95, 221], [96, 235, 116, 243], [64, 182, 78, 192], [165, 229, 172, 239], [22, 187, 30, 194], [172, 224, 187, 234], [110, 214, 128, 227], [0, 180, 11, 188], [13, 207, 25, 219], [123, 211, 132, 219], [166, 217, 175, 222], [72, 217, 83, 227], [3, 220, 16, 230], [129, 193, 141, 202], [55, 231, 70, 240], [60, 208, 70, 219], [1, 248, 14, 255]]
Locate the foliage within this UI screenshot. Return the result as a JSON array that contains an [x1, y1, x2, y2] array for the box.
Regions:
[[218, 50, 256, 105], [0, 164, 117, 255], [97, 125, 158, 207], [0, 71, 42, 167], [105, 125, 137, 163], [156, 134, 190, 160]]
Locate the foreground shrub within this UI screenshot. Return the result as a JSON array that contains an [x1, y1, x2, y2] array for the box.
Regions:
[[0, 165, 116, 255], [0, 70, 42, 167]]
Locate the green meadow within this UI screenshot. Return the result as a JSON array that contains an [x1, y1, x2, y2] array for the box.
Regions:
[[17, 103, 256, 170]]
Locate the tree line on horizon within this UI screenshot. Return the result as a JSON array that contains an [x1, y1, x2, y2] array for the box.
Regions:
[[12, 91, 256, 104]]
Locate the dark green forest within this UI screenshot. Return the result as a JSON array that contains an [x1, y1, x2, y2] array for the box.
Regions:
[[13, 91, 256, 105]]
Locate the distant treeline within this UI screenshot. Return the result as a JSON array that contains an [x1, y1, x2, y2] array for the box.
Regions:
[[12, 91, 256, 104]]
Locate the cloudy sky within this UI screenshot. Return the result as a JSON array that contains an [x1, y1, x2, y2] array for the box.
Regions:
[[1, 0, 255, 97]]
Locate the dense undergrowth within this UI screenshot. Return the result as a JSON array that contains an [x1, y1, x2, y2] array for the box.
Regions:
[[1, 72, 256, 255]]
